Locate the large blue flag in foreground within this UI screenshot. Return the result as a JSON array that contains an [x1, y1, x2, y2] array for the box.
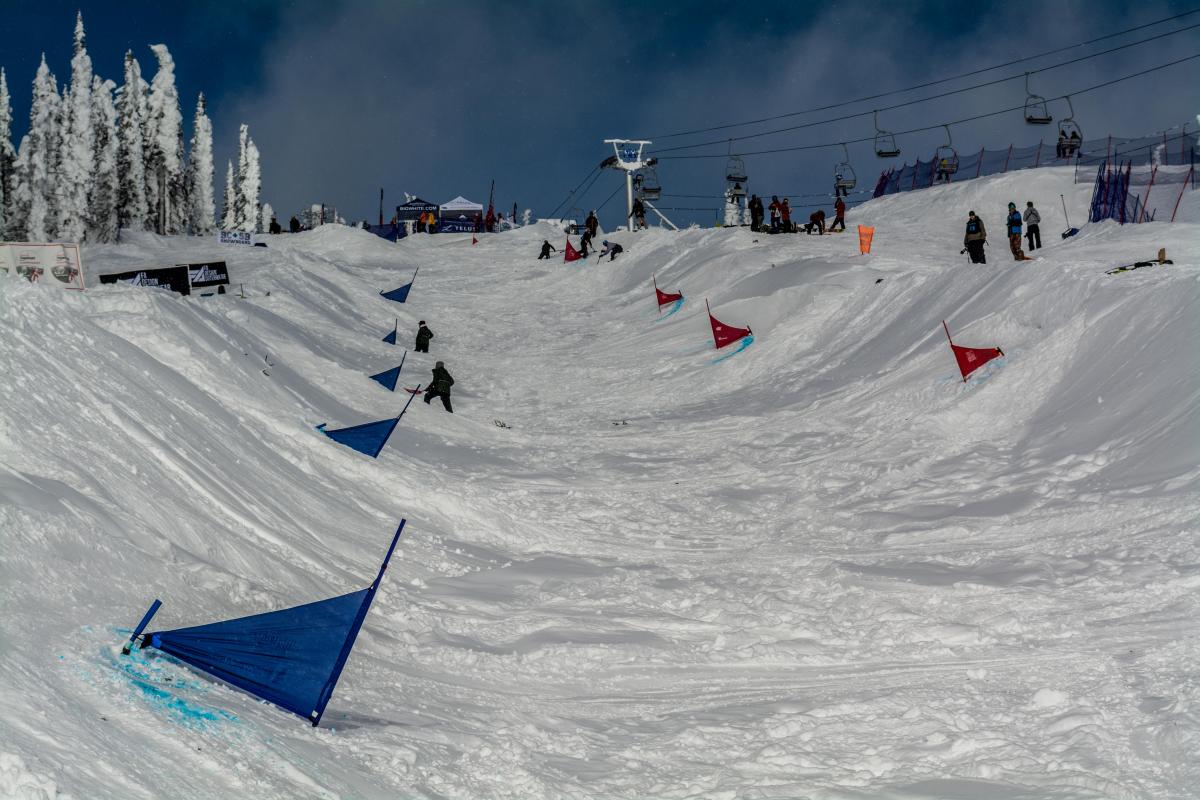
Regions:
[[125, 520, 406, 726], [317, 386, 420, 457]]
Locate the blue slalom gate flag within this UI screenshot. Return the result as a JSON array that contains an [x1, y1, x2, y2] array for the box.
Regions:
[[382, 318, 398, 345], [127, 520, 407, 726], [380, 267, 419, 303], [369, 350, 407, 391], [316, 385, 420, 458]]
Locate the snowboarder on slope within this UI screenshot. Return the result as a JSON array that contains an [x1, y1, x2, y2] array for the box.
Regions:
[[1023, 201, 1042, 251], [289, 216, 301, 233], [963, 210, 987, 264], [424, 362, 454, 413], [599, 240, 623, 261], [1006, 202, 1027, 261], [538, 240, 556, 259], [805, 209, 826, 235], [415, 321, 433, 353], [579, 230, 594, 258]]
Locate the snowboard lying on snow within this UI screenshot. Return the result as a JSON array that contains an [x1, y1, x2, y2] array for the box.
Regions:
[[1106, 248, 1172, 275]]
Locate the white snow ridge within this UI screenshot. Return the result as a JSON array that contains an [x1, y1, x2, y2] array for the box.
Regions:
[[1, 167, 1199, 798]]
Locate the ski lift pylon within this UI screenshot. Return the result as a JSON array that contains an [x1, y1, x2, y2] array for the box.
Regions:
[[935, 125, 959, 175], [726, 142, 747, 199], [873, 110, 900, 158], [834, 143, 857, 190], [1023, 72, 1053, 125]]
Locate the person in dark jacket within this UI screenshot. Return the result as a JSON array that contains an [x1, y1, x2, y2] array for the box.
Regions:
[[289, 216, 301, 233], [585, 210, 599, 239], [1023, 201, 1042, 251], [415, 321, 433, 353], [829, 197, 846, 231], [1006, 202, 1026, 261], [269, 217, 282, 234], [629, 198, 646, 230], [963, 210, 987, 264], [538, 240, 556, 259], [748, 194, 764, 231], [424, 361, 454, 412], [768, 196, 781, 233], [579, 230, 593, 257]]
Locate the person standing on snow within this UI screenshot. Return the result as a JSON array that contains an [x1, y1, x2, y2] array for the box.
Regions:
[[415, 320, 434, 353], [1023, 201, 1042, 251], [580, 229, 594, 257], [1006, 202, 1027, 261], [629, 198, 646, 231], [768, 196, 781, 233], [829, 197, 846, 231], [424, 361, 454, 413], [780, 199, 793, 232], [538, 240, 557, 259], [585, 210, 599, 239], [963, 210, 987, 264], [748, 194, 764, 231]]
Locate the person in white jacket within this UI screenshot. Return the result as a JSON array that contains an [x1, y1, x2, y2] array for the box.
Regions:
[[1024, 202, 1042, 251]]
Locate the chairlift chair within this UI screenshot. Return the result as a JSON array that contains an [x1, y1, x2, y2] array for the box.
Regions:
[[834, 143, 857, 190], [873, 110, 901, 158], [934, 125, 959, 175], [726, 148, 748, 199], [1023, 72, 1053, 125], [1058, 94, 1082, 141], [638, 167, 662, 201]]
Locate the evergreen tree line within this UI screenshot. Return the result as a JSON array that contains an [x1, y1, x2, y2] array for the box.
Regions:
[[0, 12, 263, 244]]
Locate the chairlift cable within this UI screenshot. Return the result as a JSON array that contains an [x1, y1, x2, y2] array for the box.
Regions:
[[548, 165, 600, 217], [645, 8, 1200, 141], [655, 52, 1200, 160], [647, 23, 1200, 156]]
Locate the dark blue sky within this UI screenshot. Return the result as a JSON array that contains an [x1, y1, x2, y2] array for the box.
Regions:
[[2, 1, 1197, 229]]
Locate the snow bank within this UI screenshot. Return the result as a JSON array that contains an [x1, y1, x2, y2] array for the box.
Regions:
[[1, 167, 1198, 798]]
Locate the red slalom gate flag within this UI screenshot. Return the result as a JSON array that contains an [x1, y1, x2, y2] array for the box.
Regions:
[[707, 299, 752, 349], [943, 320, 1004, 381], [472, 235, 478, 245], [564, 239, 582, 262], [653, 276, 682, 307]]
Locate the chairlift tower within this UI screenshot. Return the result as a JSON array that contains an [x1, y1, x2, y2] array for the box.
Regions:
[[602, 139, 678, 232]]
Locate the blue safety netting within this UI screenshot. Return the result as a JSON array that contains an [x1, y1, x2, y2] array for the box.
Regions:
[[875, 128, 1197, 198]]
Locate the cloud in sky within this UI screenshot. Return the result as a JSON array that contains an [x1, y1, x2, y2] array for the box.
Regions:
[[4, 1, 1198, 227]]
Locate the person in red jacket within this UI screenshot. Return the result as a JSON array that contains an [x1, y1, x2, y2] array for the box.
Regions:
[[829, 197, 846, 232], [805, 209, 826, 234], [768, 196, 781, 233], [780, 198, 792, 232]]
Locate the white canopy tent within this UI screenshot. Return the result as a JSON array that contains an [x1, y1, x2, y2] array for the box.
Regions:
[[439, 196, 484, 218]]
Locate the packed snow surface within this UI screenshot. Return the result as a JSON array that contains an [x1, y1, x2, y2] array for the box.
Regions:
[[2, 168, 1198, 798]]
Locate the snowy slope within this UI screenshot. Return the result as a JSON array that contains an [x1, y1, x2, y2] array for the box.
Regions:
[[2, 166, 1199, 799]]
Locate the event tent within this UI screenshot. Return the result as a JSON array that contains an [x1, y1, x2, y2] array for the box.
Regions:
[[440, 196, 483, 218]]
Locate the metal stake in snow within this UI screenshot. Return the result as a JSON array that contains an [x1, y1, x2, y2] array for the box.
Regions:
[[602, 139, 677, 232]]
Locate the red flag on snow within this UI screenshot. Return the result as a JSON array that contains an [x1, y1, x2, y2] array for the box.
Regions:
[[472, 235, 478, 245], [707, 299, 752, 349], [943, 320, 1004, 381], [564, 239, 582, 262], [653, 276, 682, 307]]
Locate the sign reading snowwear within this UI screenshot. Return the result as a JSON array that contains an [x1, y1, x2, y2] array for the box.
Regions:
[[99, 265, 192, 295], [0, 242, 85, 290], [217, 230, 254, 246], [180, 261, 231, 292]]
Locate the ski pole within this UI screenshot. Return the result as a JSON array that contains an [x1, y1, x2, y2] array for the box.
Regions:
[[1060, 194, 1072, 228]]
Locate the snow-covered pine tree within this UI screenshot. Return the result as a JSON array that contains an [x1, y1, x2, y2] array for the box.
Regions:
[[115, 51, 148, 232], [88, 77, 118, 243], [185, 93, 214, 234], [260, 201, 273, 233], [57, 11, 93, 242], [0, 69, 17, 238], [144, 44, 182, 234], [238, 134, 260, 232], [221, 159, 235, 231], [14, 55, 61, 242], [232, 124, 248, 230]]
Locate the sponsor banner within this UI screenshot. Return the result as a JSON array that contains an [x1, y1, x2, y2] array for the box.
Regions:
[[0, 242, 85, 290], [437, 218, 476, 233], [217, 230, 254, 246], [180, 260, 230, 292], [99, 265, 192, 295]]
